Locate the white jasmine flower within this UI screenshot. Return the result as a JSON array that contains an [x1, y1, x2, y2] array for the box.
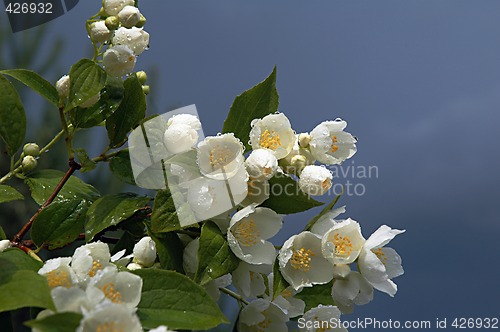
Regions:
[[197, 133, 245, 180], [102, 0, 134, 16], [310, 206, 346, 236], [0, 239, 11, 252], [232, 262, 271, 299], [112, 27, 149, 55], [38, 257, 78, 289], [204, 274, 232, 301], [163, 124, 198, 154], [149, 326, 176, 332], [240, 178, 270, 207], [133, 236, 157, 267], [332, 271, 374, 313], [227, 205, 282, 265], [87, 265, 142, 308], [332, 264, 351, 278], [309, 119, 357, 165], [298, 165, 333, 196], [238, 299, 289, 332], [102, 45, 136, 77], [50, 286, 95, 313], [79, 92, 100, 108], [266, 279, 305, 318], [76, 303, 142, 332], [70, 242, 111, 284], [245, 149, 278, 180], [278, 231, 334, 290], [167, 113, 201, 130], [89, 21, 112, 43], [300, 305, 347, 332], [358, 225, 405, 297], [321, 218, 365, 265], [55, 75, 70, 100], [186, 166, 248, 220], [117, 5, 141, 27], [249, 113, 296, 159]]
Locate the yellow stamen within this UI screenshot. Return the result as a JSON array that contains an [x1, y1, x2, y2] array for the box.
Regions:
[[256, 311, 273, 330], [259, 130, 281, 150], [46, 270, 71, 288], [209, 145, 231, 169], [99, 282, 123, 304], [88, 260, 102, 277], [233, 218, 260, 247], [281, 288, 293, 299], [333, 233, 353, 257], [321, 178, 331, 189], [331, 136, 339, 153], [372, 248, 388, 265], [96, 321, 125, 332], [290, 248, 315, 272]]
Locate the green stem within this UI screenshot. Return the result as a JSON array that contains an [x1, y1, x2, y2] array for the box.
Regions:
[[91, 149, 120, 163], [220, 287, 249, 305], [59, 107, 74, 159]]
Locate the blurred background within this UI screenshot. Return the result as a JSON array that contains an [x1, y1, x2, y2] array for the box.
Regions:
[[1, 0, 500, 330]]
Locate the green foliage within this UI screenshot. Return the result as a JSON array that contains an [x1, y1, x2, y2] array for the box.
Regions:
[[261, 173, 324, 214], [66, 59, 106, 111], [150, 189, 182, 233], [0, 74, 26, 156], [74, 148, 96, 173], [149, 231, 184, 272], [304, 192, 343, 231], [31, 199, 89, 250], [25, 169, 100, 205], [25, 312, 83, 332], [0, 225, 6, 240], [272, 258, 289, 299], [0, 185, 24, 204], [134, 268, 228, 330], [0, 69, 58, 106], [0, 249, 54, 312], [109, 149, 136, 185], [295, 281, 336, 311], [85, 193, 150, 241], [222, 67, 278, 152], [195, 221, 239, 286], [106, 73, 146, 147]]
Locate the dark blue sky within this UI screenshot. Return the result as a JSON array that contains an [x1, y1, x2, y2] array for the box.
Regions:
[[4, 0, 500, 329]]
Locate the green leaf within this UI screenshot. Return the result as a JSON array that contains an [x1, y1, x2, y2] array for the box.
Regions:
[[222, 67, 278, 152], [73, 77, 124, 128], [0, 226, 6, 240], [85, 193, 150, 241], [106, 73, 146, 147], [109, 149, 136, 185], [0, 74, 26, 156], [0, 249, 55, 312], [0, 185, 24, 204], [25, 170, 100, 205], [31, 199, 90, 250], [25, 312, 83, 332], [74, 148, 96, 173], [195, 221, 239, 286], [134, 269, 228, 330], [295, 281, 335, 311], [261, 173, 324, 214], [272, 258, 289, 299], [66, 59, 106, 111], [150, 189, 182, 233], [149, 231, 184, 273], [304, 192, 343, 231], [0, 69, 58, 105]]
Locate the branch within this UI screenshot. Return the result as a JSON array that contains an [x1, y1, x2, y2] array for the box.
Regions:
[[220, 287, 249, 305]]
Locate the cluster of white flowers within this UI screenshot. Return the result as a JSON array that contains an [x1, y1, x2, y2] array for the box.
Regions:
[[35, 241, 170, 332]]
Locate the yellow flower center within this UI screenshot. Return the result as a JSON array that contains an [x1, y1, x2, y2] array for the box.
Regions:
[[259, 130, 281, 150], [290, 247, 315, 272], [88, 260, 103, 278], [96, 321, 124, 332], [233, 218, 260, 247], [313, 316, 335, 332], [331, 136, 339, 153], [256, 311, 273, 330], [372, 248, 388, 265], [46, 270, 71, 288], [281, 288, 293, 299], [321, 178, 331, 189], [333, 233, 353, 257], [99, 282, 123, 304], [209, 145, 231, 169]]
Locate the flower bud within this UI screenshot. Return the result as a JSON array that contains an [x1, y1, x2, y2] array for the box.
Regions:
[[298, 133, 311, 148], [23, 143, 40, 157], [104, 16, 120, 31], [136, 70, 147, 84], [102, 45, 136, 77], [126, 262, 143, 270], [135, 14, 146, 28], [55, 75, 70, 100], [298, 165, 332, 196], [80, 93, 101, 108], [245, 149, 278, 180], [103, 0, 134, 16], [163, 123, 198, 154], [118, 5, 141, 28], [133, 236, 157, 267], [142, 85, 150, 95], [89, 20, 113, 43], [22, 156, 37, 173], [112, 27, 149, 55], [167, 114, 201, 131], [0, 240, 11, 253]]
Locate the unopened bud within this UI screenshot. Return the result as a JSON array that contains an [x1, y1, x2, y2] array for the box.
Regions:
[[135, 14, 146, 28], [105, 16, 120, 31], [133, 236, 157, 267], [298, 133, 311, 148], [22, 156, 37, 172], [0, 240, 11, 252], [136, 71, 147, 84], [23, 143, 40, 157], [56, 75, 70, 100], [118, 5, 141, 28], [142, 85, 150, 95]]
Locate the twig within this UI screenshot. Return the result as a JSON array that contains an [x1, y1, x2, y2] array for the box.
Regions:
[[220, 287, 249, 305]]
